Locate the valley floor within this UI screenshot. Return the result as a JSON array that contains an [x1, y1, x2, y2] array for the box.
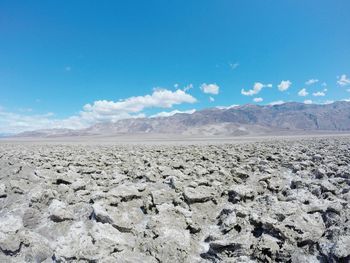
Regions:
[[0, 136, 349, 262]]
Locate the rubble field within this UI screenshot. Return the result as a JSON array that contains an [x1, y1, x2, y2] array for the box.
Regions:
[[0, 137, 349, 262]]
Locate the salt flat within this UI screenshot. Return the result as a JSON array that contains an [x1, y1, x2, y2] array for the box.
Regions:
[[0, 135, 349, 262]]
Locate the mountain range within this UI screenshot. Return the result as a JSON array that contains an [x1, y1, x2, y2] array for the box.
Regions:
[[11, 101, 350, 138]]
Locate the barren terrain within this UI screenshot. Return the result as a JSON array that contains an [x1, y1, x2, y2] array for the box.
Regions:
[[0, 136, 349, 262]]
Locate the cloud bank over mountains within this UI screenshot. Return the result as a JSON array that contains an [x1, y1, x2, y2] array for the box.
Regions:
[[1, 74, 350, 134]]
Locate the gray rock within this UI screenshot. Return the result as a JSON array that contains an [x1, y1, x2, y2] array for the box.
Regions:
[[48, 199, 73, 222]]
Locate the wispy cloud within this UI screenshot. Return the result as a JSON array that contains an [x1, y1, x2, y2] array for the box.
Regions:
[[298, 88, 309, 97], [229, 62, 239, 70], [200, 83, 220, 95], [253, 97, 263, 102], [269, 100, 284, 106], [278, 80, 292, 91], [337, 74, 350, 86], [323, 100, 334, 104], [183, 84, 193, 91], [150, 109, 196, 118], [216, 104, 239, 110], [304, 99, 313, 104], [209, 96, 215, 102], [305, 79, 319, 85], [241, 82, 272, 96], [0, 110, 85, 134]]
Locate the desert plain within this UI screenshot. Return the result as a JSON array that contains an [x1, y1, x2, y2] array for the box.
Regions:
[[0, 135, 349, 262]]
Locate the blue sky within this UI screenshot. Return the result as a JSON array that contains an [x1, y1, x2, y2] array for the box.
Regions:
[[1, 0, 350, 133]]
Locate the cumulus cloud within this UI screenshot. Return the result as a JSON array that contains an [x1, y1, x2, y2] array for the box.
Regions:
[[305, 79, 319, 85], [278, 80, 292, 91], [241, 82, 272, 96], [269, 100, 284, 106], [298, 88, 309, 97], [150, 109, 196, 118], [312, 91, 325, 97], [0, 89, 197, 134], [304, 100, 313, 104], [253, 97, 263, 102], [83, 89, 196, 116], [337, 74, 350, 86], [200, 83, 220, 95]]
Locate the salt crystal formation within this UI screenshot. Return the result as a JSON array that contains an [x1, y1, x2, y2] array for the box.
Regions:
[[0, 137, 349, 262]]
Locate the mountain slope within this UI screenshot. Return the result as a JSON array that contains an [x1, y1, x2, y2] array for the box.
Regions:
[[12, 101, 350, 137], [84, 101, 350, 135]]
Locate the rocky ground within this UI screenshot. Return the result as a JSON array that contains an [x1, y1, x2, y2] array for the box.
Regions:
[[0, 137, 349, 262]]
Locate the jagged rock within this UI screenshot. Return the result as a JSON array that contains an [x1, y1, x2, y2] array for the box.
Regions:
[[23, 208, 42, 229], [332, 235, 350, 259], [0, 183, 6, 198], [282, 212, 325, 244], [228, 185, 256, 203], [92, 201, 145, 232], [0, 214, 23, 233], [183, 186, 215, 204], [92, 202, 113, 224], [48, 199, 73, 222], [108, 184, 141, 201], [0, 137, 349, 262], [151, 189, 175, 205], [54, 221, 98, 261]]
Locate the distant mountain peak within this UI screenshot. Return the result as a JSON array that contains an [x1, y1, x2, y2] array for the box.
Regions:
[[11, 101, 350, 138]]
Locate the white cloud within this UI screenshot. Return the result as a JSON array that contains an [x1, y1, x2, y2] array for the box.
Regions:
[[209, 96, 215, 102], [337, 74, 350, 86], [312, 91, 325, 97], [83, 89, 196, 115], [229, 62, 239, 70], [278, 80, 292, 91], [305, 79, 319, 85], [0, 110, 87, 134], [298, 88, 309, 97], [200, 83, 220, 95], [0, 89, 197, 134], [253, 97, 263, 102], [304, 100, 313, 104], [323, 100, 334, 105], [150, 109, 196, 118], [216, 104, 239, 110], [241, 82, 272, 96], [269, 100, 284, 106]]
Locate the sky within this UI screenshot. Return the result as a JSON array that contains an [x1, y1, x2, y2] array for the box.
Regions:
[[1, 0, 350, 133]]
